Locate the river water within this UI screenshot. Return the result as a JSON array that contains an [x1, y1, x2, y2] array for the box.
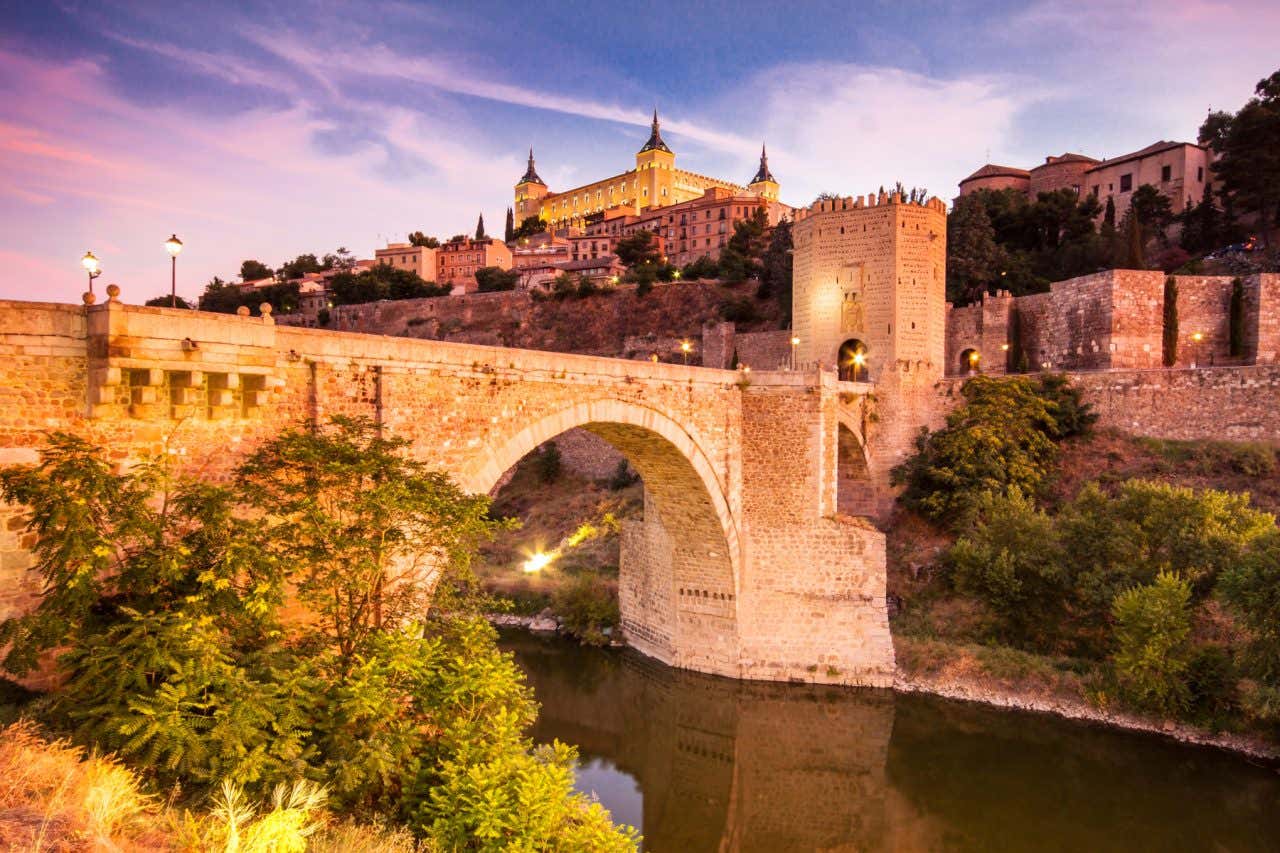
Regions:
[[501, 632, 1280, 852]]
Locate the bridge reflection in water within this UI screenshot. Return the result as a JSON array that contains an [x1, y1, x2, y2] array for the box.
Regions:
[[504, 632, 1280, 853]]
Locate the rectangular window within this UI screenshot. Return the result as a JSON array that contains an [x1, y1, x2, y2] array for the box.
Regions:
[[1197, 166, 1204, 181], [1120, 174, 1132, 192], [1161, 165, 1172, 182], [1091, 186, 1100, 197]]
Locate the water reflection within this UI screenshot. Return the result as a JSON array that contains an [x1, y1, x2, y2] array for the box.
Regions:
[[504, 632, 1280, 852]]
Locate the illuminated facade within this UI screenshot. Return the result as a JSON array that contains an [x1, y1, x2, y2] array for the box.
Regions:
[[514, 112, 782, 231]]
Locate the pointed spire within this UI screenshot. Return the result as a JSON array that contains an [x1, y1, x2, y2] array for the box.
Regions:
[[750, 141, 776, 184], [639, 108, 672, 154], [518, 146, 545, 185]]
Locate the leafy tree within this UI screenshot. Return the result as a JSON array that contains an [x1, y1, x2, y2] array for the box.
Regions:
[[277, 254, 323, 282], [408, 232, 440, 248], [474, 266, 520, 293], [504, 207, 515, 243], [717, 297, 758, 324], [1202, 68, 1280, 251], [513, 216, 547, 241], [949, 489, 1067, 648], [1216, 532, 1280, 725], [680, 255, 720, 281], [1162, 276, 1178, 365], [947, 193, 1006, 304], [330, 265, 448, 305], [1130, 185, 1175, 246], [1178, 183, 1220, 254], [144, 295, 191, 309], [199, 280, 301, 315], [1111, 572, 1193, 715], [892, 375, 1091, 525], [322, 247, 356, 272], [718, 207, 769, 282], [615, 230, 661, 268], [760, 216, 794, 319], [240, 259, 274, 282]]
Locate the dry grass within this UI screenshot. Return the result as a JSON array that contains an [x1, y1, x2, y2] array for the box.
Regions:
[[0, 721, 426, 852]]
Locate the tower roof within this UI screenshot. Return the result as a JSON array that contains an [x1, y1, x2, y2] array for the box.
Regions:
[[750, 143, 776, 184], [638, 109, 672, 154], [518, 147, 545, 185]]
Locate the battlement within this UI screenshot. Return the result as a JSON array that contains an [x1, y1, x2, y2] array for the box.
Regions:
[[793, 193, 947, 221]]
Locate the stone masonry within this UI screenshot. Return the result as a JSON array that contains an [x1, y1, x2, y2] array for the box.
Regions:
[[0, 290, 893, 688]]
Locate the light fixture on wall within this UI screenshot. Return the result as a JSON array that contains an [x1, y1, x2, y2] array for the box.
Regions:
[[81, 251, 101, 299]]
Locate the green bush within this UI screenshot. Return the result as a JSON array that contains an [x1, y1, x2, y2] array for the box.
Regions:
[[717, 297, 759, 324], [893, 375, 1078, 525], [1185, 645, 1238, 720], [1111, 572, 1193, 715], [531, 443, 562, 484], [553, 572, 620, 646], [949, 490, 1067, 649], [1218, 530, 1280, 684]]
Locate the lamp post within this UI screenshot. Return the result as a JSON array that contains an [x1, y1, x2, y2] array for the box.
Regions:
[[81, 251, 101, 298], [790, 335, 800, 370], [680, 340, 692, 365], [1191, 331, 1203, 368], [164, 234, 183, 307]]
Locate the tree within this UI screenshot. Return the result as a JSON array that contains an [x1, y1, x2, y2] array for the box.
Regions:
[[1129, 185, 1175, 246], [761, 216, 794, 321], [947, 194, 1006, 304], [240, 259, 273, 282], [474, 266, 520, 293], [475, 213, 486, 241], [409, 231, 440, 248], [504, 207, 515, 243], [144, 295, 191, 309], [1229, 277, 1246, 357], [1202, 68, 1280, 251], [614, 230, 661, 268], [1121, 210, 1146, 269], [199, 280, 301, 315], [1111, 572, 1193, 715], [513, 215, 547, 241], [277, 254, 323, 281], [322, 246, 356, 272], [1219, 531, 1280, 688], [718, 207, 769, 282], [330, 265, 448, 305], [1162, 276, 1178, 365]]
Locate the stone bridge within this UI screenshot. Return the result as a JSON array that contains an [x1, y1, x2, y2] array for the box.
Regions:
[[0, 291, 893, 686]]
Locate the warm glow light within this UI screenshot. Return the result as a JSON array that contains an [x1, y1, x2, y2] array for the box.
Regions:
[[791, 336, 800, 346], [673, 270, 681, 279], [164, 234, 184, 257], [681, 340, 692, 352], [969, 351, 980, 363], [1192, 332, 1204, 342], [81, 251, 100, 275], [1001, 343, 1010, 351], [852, 352, 866, 366], [522, 551, 554, 573]]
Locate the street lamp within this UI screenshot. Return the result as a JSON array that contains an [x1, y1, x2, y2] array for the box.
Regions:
[[790, 335, 800, 370], [164, 234, 183, 307], [81, 251, 101, 298], [1191, 331, 1204, 368], [680, 340, 692, 365]]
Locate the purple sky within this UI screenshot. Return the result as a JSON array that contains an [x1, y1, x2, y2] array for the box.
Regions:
[[1, 0, 1277, 305]]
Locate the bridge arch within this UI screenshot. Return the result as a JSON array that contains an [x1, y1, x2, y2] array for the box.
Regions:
[[459, 398, 742, 675]]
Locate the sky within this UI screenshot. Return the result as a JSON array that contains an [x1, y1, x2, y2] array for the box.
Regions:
[[0, 0, 1277, 305]]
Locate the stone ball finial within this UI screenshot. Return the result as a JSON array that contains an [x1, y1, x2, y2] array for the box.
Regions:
[[105, 284, 121, 302], [236, 305, 251, 317], [82, 291, 97, 305], [259, 302, 273, 317]]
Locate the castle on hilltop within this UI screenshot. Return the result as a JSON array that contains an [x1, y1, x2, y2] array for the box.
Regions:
[[515, 111, 782, 232]]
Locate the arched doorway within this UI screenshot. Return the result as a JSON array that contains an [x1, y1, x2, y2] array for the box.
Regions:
[[959, 348, 981, 375], [838, 339, 869, 382], [464, 401, 740, 677]]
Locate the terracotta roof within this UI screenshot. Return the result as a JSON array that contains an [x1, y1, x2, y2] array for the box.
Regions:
[[1032, 152, 1099, 169], [1085, 140, 1204, 172], [959, 163, 1030, 184], [559, 256, 621, 272]]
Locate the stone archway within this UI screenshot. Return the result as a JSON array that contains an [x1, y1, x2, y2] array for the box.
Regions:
[[959, 347, 980, 375], [461, 399, 742, 677], [836, 422, 875, 518], [838, 339, 869, 382]]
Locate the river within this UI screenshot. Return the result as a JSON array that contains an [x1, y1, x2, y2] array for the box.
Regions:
[[501, 631, 1280, 852]]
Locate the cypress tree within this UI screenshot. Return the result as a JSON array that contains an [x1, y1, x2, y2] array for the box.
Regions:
[[1162, 276, 1179, 366], [1123, 211, 1146, 269], [475, 213, 486, 240], [504, 207, 515, 243], [1229, 277, 1245, 357]]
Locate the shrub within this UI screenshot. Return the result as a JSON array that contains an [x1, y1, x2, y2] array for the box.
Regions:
[[1218, 530, 1280, 684], [532, 443, 562, 484], [553, 572, 620, 646], [949, 489, 1067, 649], [1185, 645, 1238, 720], [475, 266, 520, 293], [681, 255, 719, 281], [1111, 572, 1193, 715], [892, 376, 1067, 525], [717, 297, 758, 324], [607, 460, 640, 491]]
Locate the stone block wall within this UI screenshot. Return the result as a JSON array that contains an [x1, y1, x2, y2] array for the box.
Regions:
[[1172, 276, 1236, 367]]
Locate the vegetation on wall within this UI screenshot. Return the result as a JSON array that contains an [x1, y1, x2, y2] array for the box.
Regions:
[[1162, 277, 1179, 366], [1200, 68, 1280, 253], [1229, 277, 1246, 357], [330, 265, 450, 305]]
